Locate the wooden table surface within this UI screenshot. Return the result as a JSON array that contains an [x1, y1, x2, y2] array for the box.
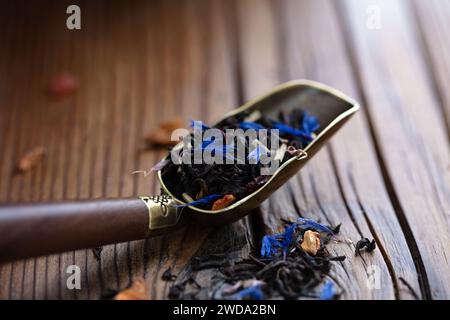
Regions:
[[0, 0, 449, 300]]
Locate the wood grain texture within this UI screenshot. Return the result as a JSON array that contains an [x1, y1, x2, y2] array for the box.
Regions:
[[342, 0, 450, 299], [412, 0, 450, 137], [236, 0, 419, 299], [0, 0, 251, 299], [282, 0, 421, 299], [0, 0, 448, 300]]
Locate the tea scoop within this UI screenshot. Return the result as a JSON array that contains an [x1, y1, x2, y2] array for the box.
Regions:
[[0, 80, 359, 261]]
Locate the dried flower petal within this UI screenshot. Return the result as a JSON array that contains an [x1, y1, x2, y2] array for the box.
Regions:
[[297, 217, 334, 234], [144, 129, 179, 147], [212, 194, 236, 211], [300, 111, 320, 137], [300, 230, 321, 256], [272, 122, 311, 140], [281, 223, 297, 252], [239, 121, 265, 130], [48, 73, 78, 99], [114, 278, 149, 300], [319, 280, 336, 300], [260, 234, 282, 258], [222, 281, 243, 295], [190, 120, 210, 131], [176, 193, 222, 208], [144, 119, 186, 148], [159, 118, 184, 132], [233, 283, 264, 300], [17, 146, 46, 173]]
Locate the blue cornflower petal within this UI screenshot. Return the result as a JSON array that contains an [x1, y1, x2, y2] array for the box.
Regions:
[[297, 217, 334, 234], [201, 138, 215, 149], [301, 111, 320, 134], [176, 193, 222, 208], [261, 234, 282, 258], [233, 284, 264, 300], [193, 139, 235, 161], [190, 119, 210, 131], [272, 122, 311, 140], [281, 223, 297, 252], [239, 121, 265, 130], [319, 281, 335, 300], [261, 218, 334, 258], [206, 143, 236, 161]]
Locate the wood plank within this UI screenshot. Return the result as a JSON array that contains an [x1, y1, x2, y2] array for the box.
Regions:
[[143, 0, 256, 300], [412, 0, 450, 136], [236, 0, 420, 299], [282, 0, 420, 299], [0, 0, 252, 300], [342, 0, 450, 299]]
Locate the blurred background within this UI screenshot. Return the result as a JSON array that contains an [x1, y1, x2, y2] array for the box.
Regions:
[[0, 0, 449, 300]]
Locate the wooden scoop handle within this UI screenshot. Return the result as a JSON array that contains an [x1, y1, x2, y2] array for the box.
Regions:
[[0, 196, 183, 262]]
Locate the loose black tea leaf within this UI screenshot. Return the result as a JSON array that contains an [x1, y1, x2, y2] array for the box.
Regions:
[[355, 238, 377, 256], [161, 267, 177, 281], [168, 217, 344, 300]]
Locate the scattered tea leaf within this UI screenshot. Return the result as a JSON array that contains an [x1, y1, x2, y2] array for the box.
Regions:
[[162, 267, 177, 281], [169, 217, 343, 300], [355, 238, 376, 256]]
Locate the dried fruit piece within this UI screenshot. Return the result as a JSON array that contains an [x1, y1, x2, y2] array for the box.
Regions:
[[144, 129, 178, 147], [114, 278, 149, 300], [48, 73, 78, 99], [158, 118, 184, 133], [300, 230, 321, 256], [144, 118, 186, 148], [17, 146, 46, 173], [211, 194, 236, 211]]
